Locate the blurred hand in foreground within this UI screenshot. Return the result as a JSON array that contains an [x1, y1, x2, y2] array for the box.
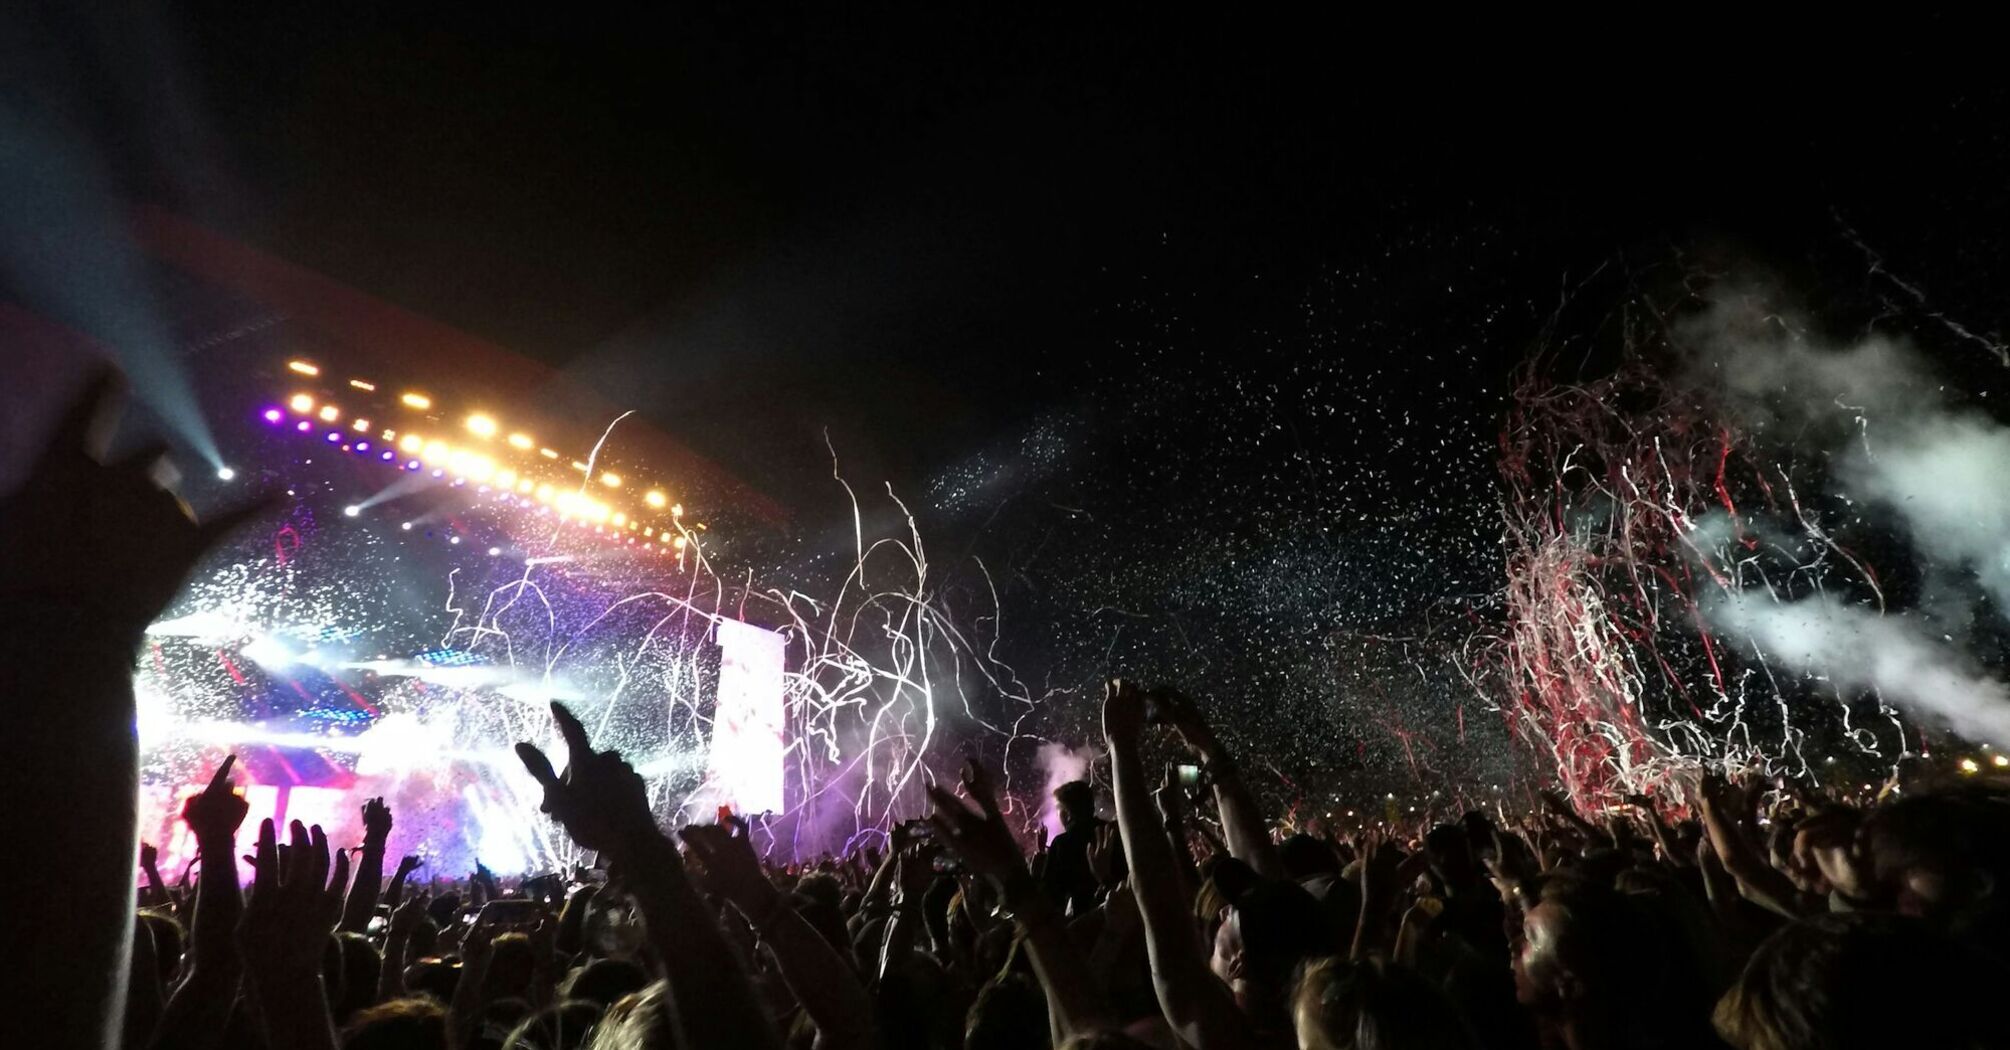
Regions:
[[515, 701, 655, 853], [0, 368, 275, 644]]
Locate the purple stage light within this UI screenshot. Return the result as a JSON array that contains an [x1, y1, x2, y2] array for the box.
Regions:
[[406, 459, 421, 471], [356, 440, 371, 452], [431, 469, 445, 478], [381, 450, 396, 461], [296, 420, 313, 432], [325, 431, 342, 443], [263, 408, 283, 424]]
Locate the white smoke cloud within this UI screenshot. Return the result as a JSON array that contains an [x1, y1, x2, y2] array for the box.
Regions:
[[1034, 740, 1101, 838], [1710, 594, 2010, 748], [1842, 414, 2010, 611], [1678, 288, 1944, 428], [1682, 285, 2010, 748]]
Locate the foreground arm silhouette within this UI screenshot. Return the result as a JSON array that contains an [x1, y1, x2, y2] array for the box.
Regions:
[[516, 702, 781, 1050], [0, 370, 270, 1050], [1107, 679, 1257, 1050]]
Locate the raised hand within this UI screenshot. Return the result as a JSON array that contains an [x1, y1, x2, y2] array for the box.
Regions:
[[389, 892, 429, 940], [925, 764, 1031, 893], [1362, 833, 1398, 891], [379, 853, 425, 912], [1696, 833, 1721, 872], [895, 839, 943, 901], [1150, 687, 1221, 757], [528, 913, 558, 962], [514, 701, 655, 853], [1486, 826, 1541, 904], [1103, 879, 1140, 934], [1153, 763, 1187, 826], [0, 368, 275, 643], [139, 841, 168, 908], [361, 797, 393, 843], [889, 819, 916, 857], [324, 833, 352, 917], [239, 820, 349, 977], [1101, 678, 1149, 744], [341, 796, 397, 933], [1088, 824, 1121, 889], [1794, 808, 1873, 902], [183, 755, 250, 842], [461, 912, 501, 962], [681, 821, 780, 918]]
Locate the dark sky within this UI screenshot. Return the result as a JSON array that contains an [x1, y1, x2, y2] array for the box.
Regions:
[[15, 9, 2006, 502], [11, 10, 2010, 795]]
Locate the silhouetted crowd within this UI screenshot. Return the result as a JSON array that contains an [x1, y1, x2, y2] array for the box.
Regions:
[[9, 372, 2010, 1050]]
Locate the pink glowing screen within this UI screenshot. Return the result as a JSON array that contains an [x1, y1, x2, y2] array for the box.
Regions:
[[705, 617, 788, 815]]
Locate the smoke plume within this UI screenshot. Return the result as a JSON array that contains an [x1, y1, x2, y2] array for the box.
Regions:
[[1034, 740, 1101, 837], [1712, 593, 2010, 748], [1683, 286, 2010, 749]]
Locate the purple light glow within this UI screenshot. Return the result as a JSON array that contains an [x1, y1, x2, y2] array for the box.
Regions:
[[431, 469, 445, 478], [406, 460, 421, 471], [296, 420, 313, 432], [325, 431, 342, 443], [381, 451, 396, 461], [263, 408, 283, 424], [356, 441, 371, 452]]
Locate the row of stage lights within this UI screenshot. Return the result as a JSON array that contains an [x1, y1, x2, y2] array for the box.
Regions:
[[268, 359, 699, 553]]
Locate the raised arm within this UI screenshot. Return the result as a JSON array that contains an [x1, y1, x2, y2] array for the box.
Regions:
[[1538, 790, 1613, 849], [1159, 689, 1283, 879], [554, 883, 598, 957], [1698, 776, 1805, 918], [876, 840, 939, 978], [383, 853, 423, 909], [860, 827, 904, 915], [1352, 833, 1427, 960], [1694, 834, 1741, 924], [0, 370, 271, 1050], [1624, 793, 1688, 867], [237, 819, 350, 1050], [1153, 763, 1202, 905], [152, 757, 252, 1050], [340, 797, 394, 933], [516, 702, 780, 1050], [448, 911, 500, 1048], [376, 893, 427, 1003], [1106, 680, 1254, 1050], [683, 820, 876, 1050], [139, 844, 170, 910], [928, 760, 1114, 1046]]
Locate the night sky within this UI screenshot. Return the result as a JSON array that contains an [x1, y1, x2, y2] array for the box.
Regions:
[[15, 12, 2000, 492], [8, 11, 2010, 799]]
